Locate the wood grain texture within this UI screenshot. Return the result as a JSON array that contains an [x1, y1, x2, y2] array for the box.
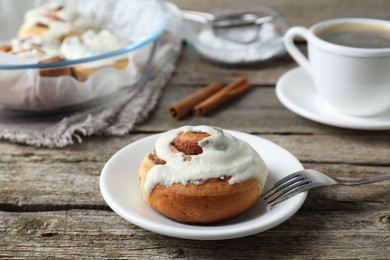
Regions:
[[1, 134, 389, 208], [1, 209, 389, 259], [1, 0, 390, 258], [137, 82, 390, 136], [170, 0, 390, 27]]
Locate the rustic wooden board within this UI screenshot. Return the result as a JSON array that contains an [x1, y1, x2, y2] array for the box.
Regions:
[[170, 0, 390, 27], [1, 209, 389, 259], [1, 0, 390, 258], [136, 82, 390, 137], [170, 48, 297, 86], [1, 134, 389, 208]]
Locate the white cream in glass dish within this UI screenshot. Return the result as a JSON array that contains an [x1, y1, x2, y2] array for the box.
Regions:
[[0, 0, 167, 113]]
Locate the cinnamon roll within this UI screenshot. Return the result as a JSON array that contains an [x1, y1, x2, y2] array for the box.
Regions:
[[138, 125, 268, 223], [1, 36, 71, 77], [60, 30, 131, 81], [18, 2, 96, 41]]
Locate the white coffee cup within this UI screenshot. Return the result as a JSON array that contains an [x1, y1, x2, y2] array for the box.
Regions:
[[284, 18, 390, 117]]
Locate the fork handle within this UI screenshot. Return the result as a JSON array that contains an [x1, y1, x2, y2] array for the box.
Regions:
[[340, 173, 390, 185]]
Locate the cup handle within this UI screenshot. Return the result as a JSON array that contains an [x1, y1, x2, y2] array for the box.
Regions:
[[284, 27, 312, 75]]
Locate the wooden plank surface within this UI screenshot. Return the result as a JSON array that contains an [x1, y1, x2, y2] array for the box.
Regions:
[[1, 0, 390, 259], [170, 0, 390, 27], [1, 134, 389, 207], [1, 209, 389, 259]]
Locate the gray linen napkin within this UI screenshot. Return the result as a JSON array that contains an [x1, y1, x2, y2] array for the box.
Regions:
[[0, 35, 181, 148]]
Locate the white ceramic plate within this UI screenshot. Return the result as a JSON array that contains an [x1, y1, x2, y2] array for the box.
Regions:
[[100, 130, 307, 240], [276, 67, 390, 130]]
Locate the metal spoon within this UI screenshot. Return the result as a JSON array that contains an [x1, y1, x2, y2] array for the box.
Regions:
[[182, 10, 274, 44]]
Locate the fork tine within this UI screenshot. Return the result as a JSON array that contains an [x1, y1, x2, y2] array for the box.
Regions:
[[268, 181, 325, 207], [262, 170, 306, 197], [264, 169, 390, 208], [262, 175, 306, 200], [267, 183, 311, 206], [264, 178, 311, 205], [262, 171, 305, 199]]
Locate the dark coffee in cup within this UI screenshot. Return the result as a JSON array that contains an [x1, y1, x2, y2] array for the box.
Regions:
[[284, 18, 390, 116], [316, 23, 390, 49]]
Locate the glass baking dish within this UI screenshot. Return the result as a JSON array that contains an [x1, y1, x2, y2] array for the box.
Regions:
[[0, 0, 166, 112]]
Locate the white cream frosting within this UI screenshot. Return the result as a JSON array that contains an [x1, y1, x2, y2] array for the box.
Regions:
[[60, 30, 130, 67], [144, 125, 268, 196], [20, 2, 96, 40], [10, 36, 62, 62]]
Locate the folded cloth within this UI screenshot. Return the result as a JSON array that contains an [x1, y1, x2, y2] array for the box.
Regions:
[[0, 34, 182, 148]]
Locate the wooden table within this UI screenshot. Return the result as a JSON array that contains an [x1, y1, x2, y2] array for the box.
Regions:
[[1, 0, 390, 258]]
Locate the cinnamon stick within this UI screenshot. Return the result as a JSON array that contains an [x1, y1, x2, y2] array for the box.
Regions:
[[193, 76, 251, 116], [169, 82, 223, 120]]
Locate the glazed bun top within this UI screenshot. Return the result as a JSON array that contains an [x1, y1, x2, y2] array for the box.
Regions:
[[19, 2, 96, 40], [10, 36, 62, 62], [60, 30, 130, 67], [143, 125, 268, 196]]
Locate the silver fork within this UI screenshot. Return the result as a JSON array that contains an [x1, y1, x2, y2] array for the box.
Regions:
[[262, 169, 390, 207]]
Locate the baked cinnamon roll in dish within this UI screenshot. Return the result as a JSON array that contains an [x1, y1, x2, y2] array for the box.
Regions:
[[60, 30, 131, 81], [18, 2, 96, 40], [138, 125, 268, 223], [1, 36, 71, 77]]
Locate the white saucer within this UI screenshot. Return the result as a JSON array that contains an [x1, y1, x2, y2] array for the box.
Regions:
[[276, 67, 390, 130], [100, 130, 307, 240]]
